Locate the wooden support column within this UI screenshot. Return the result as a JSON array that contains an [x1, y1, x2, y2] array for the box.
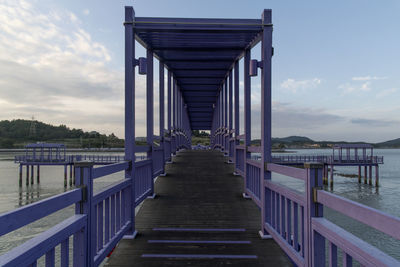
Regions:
[[19, 164, 22, 187], [30, 165, 33, 185], [159, 62, 165, 174], [260, 9, 273, 237], [330, 163, 334, 187], [124, 6, 136, 237], [244, 48, 251, 197], [64, 165, 67, 187], [146, 48, 155, 197], [233, 61, 239, 173], [224, 78, 228, 154], [364, 166, 367, 184], [228, 69, 233, 160], [37, 165, 40, 184], [358, 166, 361, 183], [26, 165, 29, 186], [167, 70, 172, 161], [375, 165, 379, 187], [369, 166, 372, 185]]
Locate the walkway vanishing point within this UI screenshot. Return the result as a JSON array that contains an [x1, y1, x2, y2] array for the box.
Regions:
[[106, 150, 291, 266], [0, 6, 399, 267]]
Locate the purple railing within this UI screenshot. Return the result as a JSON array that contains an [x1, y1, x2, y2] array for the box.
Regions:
[[134, 159, 153, 205], [228, 137, 235, 162], [0, 160, 137, 266], [257, 162, 400, 266], [272, 155, 384, 165], [235, 146, 245, 176], [164, 138, 172, 162], [245, 159, 261, 205], [15, 154, 125, 164], [152, 147, 164, 177]]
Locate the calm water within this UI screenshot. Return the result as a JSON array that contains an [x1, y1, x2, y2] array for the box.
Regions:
[[0, 149, 399, 262]]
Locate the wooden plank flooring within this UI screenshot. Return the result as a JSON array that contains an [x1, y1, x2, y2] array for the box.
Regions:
[[106, 150, 291, 266]]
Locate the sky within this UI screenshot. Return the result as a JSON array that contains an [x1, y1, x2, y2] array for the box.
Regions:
[[0, 0, 399, 143]]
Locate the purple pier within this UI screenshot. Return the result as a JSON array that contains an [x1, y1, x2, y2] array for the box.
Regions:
[[0, 6, 398, 267]]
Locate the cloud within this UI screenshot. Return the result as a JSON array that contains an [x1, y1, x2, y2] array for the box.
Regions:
[[0, 0, 132, 137], [352, 76, 387, 81], [376, 88, 398, 98], [280, 78, 321, 93], [339, 81, 371, 94], [83, 9, 90, 16], [350, 118, 398, 127]]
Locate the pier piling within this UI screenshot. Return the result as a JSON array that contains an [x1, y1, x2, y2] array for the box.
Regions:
[[369, 166, 373, 185], [30, 165, 34, 185], [26, 165, 29, 186], [375, 165, 379, 187], [364, 166, 367, 184], [64, 165, 67, 187], [19, 164, 22, 187], [69, 164, 73, 186], [36, 165, 40, 183], [358, 166, 361, 183]]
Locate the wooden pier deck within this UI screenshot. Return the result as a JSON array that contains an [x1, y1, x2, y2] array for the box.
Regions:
[[106, 150, 291, 266]]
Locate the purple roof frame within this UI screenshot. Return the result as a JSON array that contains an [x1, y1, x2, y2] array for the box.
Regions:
[[132, 16, 269, 130]]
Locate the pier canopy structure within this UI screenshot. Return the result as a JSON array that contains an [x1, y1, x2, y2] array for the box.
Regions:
[[1, 6, 400, 267]]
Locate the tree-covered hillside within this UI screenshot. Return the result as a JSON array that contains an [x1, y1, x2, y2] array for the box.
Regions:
[[0, 119, 123, 148]]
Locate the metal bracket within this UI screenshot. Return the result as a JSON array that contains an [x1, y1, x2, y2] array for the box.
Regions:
[[312, 186, 322, 203]]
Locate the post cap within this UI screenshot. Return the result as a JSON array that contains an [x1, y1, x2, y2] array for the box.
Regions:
[[304, 162, 324, 169]]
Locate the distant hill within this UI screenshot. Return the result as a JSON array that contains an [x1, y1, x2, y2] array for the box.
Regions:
[[0, 119, 123, 148], [375, 138, 400, 148], [273, 136, 314, 143]]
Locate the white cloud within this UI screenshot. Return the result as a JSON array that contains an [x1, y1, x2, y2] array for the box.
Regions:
[[280, 78, 321, 93], [0, 0, 129, 137], [352, 76, 387, 81], [339, 81, 371, 94]]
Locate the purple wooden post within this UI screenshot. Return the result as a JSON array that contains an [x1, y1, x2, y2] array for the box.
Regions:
[[304, 163, 324, 266], [124, 6, 136, 238], [159, 62, 165, 173], [166, 70, 172, 162], [172, 78, 176, 154], [74, 161, 94, 266], [224, 78, 228, 154], [369, 165, 372, 185], [243, 49, 251, 197], [146, 48, 155, 196], [260, 9, 273, 237], [364, 165, 367, 184], [228, 69, 233, 160], [234, 61, 239, 173]]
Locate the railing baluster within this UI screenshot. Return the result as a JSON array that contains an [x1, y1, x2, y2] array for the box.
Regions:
[[61, 238, 69, 267], [281, 195, 285, 238], [45, 248, 55, 267], [98, 201, 103, 252], [111, 194, 116, 238], [116, 191, 121, 231], [343, 252, 352, 267], [105, 197, 110, 244], [286, 199, 291, 244], [329, 241, 337, 267]]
